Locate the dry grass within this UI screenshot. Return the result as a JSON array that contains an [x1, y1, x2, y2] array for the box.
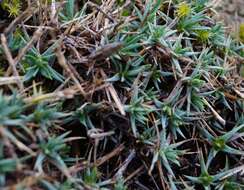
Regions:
[[0, 0, 243, 189]]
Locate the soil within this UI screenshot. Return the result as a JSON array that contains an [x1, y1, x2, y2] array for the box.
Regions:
[[216, 0, 244, 34]]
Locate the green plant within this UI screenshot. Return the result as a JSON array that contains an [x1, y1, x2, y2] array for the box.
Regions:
[[186, 152, 244, 190], [176, 2, 191, 18], [239, 23, 244, 43], [0, 0, 243, 189], [59, 0, 87, 23], [35, 131, 72, 177], [150, 127, 187, 177], [124, 87, 155, 137], [1, 0, 21, 17], [114, 177, 127, 190], [200, 124, 244, 166], [23, 48, 64, 82]]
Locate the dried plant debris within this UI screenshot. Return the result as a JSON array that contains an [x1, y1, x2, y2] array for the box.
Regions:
[[0, 0, 243, 190]]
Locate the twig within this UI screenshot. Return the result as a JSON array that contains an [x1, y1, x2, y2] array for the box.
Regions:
[[157, 160, 167, 190], [96, 144, 125, 167], [68, 144, 125, 174], [88, 2, 115, 23], [56, 46, 86, 97], [114, 150, 135, 178], [203, 98, 226, 125], [15, 27, 44, 65], [1, 34, 24, 91], [24, 86, 78, 104], [100, 69, 126, 115], [0, 76, 23, 86], [232, 88, 244, 99], [125, 165, 144, 182], [0, 127, 36, 156], [51, 0, 57, 22]]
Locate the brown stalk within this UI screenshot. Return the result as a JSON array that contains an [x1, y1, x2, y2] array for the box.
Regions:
[[125, 165, 144, 182], [56, 46, 86, 97], [68, 144, 125, 174], [100, 69, 126, 115], [114, 150, 136, 178], [203, 98, 226, 125], [24, 86, 78, 104], [88, 2, 115, 23], [5, 27, 44, 77], [0, 76, 23, 86], [15, 27, 44, 65], [157, 160, 167, 190], [1, 34, 24, 91], [0, 127, 36, 156], [96, 144, 125, 166]]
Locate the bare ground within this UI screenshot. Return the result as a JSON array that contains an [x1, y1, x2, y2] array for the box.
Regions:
[[216, 0, 244, 35]]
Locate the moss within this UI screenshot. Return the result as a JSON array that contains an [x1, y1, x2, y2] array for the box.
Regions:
[[1, 0, 21, 17], [176, 2, 191, 18], [196, 30, 210, 43], [239, 23, 244, 43], [200, 172, 214, 187], [213, 137, 226, 151]]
